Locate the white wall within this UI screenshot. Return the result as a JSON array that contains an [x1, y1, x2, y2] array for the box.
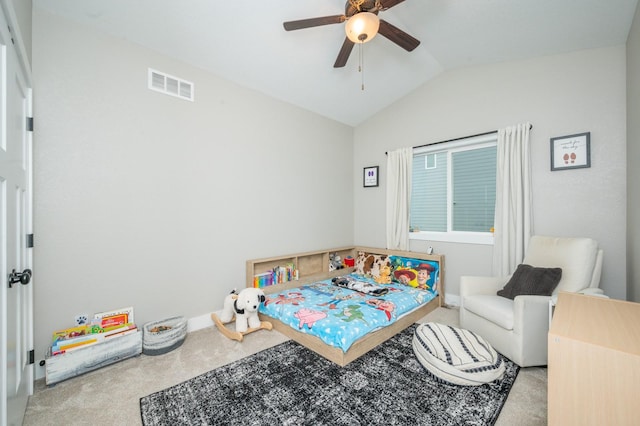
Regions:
[[354, 46, 627, 302], [32, 9, 354, 375], [628, 3, 640, 303]]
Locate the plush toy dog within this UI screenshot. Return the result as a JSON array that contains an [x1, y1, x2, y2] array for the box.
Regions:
[[219, 288, 266, 333]]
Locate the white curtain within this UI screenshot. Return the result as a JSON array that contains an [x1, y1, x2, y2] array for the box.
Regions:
[[386, 147, 413, 250], [493, 123, 533, 276]]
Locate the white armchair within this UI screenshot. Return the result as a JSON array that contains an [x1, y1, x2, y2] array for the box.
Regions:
[[459, 235, 603, 367]]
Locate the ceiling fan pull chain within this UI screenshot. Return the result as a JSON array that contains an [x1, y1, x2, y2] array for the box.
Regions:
[[359, 43, 365, 90]]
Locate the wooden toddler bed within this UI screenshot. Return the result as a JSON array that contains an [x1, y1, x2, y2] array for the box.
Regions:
[[246, 246, 444, 366]]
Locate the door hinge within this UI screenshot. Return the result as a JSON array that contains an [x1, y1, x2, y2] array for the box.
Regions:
[[26, 117, 33, 132], [28, 350, 34, 365], [7, 26, 14, 45], [27, 233, 33, 248]]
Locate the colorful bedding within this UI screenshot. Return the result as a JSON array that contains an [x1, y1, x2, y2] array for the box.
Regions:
[[259, 273, 437, 353]]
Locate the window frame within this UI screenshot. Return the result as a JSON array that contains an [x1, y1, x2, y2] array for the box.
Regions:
[[410, 133, 497, 245]]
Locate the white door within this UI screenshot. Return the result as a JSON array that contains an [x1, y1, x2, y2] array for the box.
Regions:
[[0, 4, 34, 425]]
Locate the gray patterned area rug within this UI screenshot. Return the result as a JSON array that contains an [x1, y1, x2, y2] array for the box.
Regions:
[[140, 325, 519, 426]]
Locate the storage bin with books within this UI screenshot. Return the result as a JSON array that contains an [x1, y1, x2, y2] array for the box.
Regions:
[[45, 306, 142, 386]]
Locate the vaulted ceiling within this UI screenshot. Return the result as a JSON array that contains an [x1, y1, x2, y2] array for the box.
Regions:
[[35, 0, 639, 126]]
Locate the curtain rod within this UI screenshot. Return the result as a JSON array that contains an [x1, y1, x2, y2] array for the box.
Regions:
[[385, 124, 533, 155]]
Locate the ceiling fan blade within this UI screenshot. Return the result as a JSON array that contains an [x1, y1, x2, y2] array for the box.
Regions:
[[379, 0, 406, 10], [378, 19, 420, 52], [334, 38, 355, 68], [283, 15, 345, 31]]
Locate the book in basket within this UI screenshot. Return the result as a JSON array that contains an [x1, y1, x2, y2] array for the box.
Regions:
[[93, 306, 135, 328]]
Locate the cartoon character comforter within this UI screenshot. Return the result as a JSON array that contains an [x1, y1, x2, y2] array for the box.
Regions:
[[259, 274, 437, 353]]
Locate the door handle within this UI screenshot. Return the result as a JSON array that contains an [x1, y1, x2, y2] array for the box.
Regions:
[[8, 268, 31, 288]]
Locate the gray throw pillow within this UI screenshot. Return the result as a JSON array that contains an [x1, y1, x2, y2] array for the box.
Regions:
[[497, 264, 562, 300]]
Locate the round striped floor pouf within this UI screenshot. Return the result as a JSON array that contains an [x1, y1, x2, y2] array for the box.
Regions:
[[412, 322, 505, 386]]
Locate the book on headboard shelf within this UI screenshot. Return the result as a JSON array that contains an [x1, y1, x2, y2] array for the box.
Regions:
[[254, 263, 298, 288]]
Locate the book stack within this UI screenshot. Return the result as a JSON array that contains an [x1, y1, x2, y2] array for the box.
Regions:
[[274, 263, 296, 284], [253, 271, 274, 288], [253, 263, 298, 288], [51, 307, 138, 356]]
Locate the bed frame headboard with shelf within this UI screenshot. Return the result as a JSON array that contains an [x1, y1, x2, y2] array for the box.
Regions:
[[246, 246, 445, 306]]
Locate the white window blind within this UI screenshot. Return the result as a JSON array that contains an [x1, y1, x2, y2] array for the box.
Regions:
[[451, 146, 496, 232], [410, 133, 497, 244], [412, 151, 447, 232]]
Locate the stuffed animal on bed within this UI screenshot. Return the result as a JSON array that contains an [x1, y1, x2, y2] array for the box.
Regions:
[[219, 288, 266, 333], [329, 253, 344, 271], [375, 265, 392, 284]]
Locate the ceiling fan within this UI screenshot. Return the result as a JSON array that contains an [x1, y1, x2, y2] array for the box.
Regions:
[[283, 0, 420, 68]]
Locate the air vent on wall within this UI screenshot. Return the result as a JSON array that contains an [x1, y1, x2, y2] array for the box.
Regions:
[[148, 68, 194, 102]]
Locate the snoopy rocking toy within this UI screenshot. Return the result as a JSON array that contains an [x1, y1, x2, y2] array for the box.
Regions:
[[211, 288, 272, 341]]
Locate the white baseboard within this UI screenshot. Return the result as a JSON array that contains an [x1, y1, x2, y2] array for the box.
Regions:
[[444, 293, 460, 307], [35, 363, 44, 381], [187, 311, 219, 333]]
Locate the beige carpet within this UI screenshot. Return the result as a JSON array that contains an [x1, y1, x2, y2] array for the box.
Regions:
[[23, 307, 547, 425]]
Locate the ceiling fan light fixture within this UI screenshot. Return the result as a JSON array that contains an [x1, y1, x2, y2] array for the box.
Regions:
[[345, 12, 380, 44]]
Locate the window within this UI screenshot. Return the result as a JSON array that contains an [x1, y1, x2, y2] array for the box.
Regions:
[[410, 133, 497, 244]]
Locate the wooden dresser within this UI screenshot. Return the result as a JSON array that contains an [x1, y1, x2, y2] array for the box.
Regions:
[[548, 292, 640, 425]]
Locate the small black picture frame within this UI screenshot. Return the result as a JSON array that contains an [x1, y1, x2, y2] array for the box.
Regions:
[[363, 166, 379, 187], [550, 132, 591, 171]]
